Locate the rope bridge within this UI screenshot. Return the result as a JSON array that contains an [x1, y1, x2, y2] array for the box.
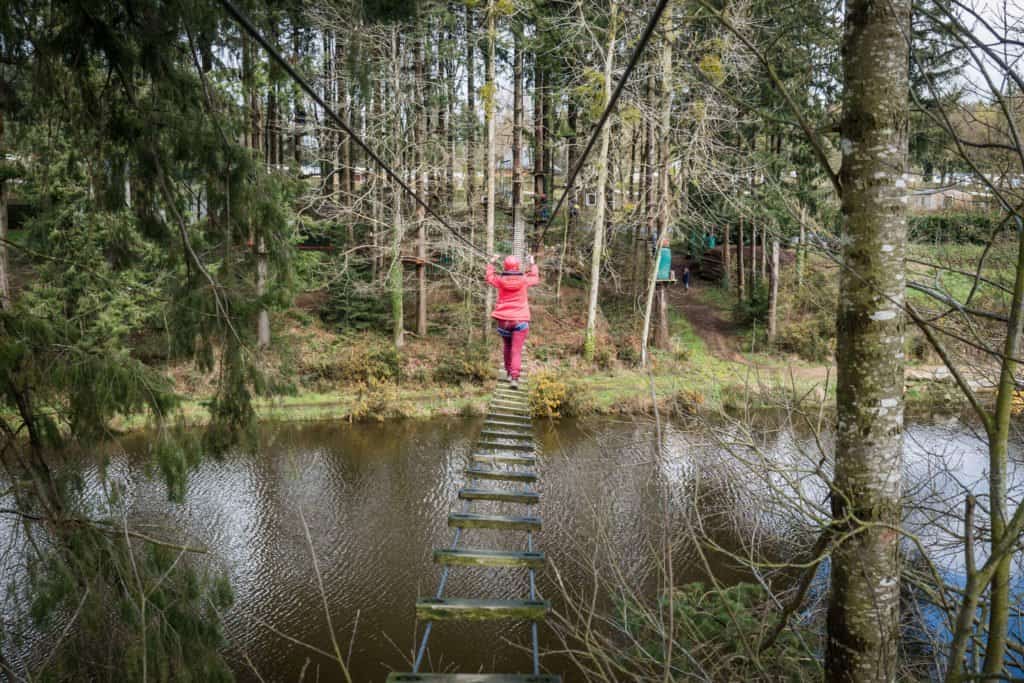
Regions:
[[387, 374, 560, 683]]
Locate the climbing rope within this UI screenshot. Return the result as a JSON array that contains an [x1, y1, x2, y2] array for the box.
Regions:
[[539, 0, 673, 248], [219, 0, 488, 258]]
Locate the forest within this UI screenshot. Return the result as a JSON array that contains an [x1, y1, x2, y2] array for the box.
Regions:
[[2, 0, 1024, 680]]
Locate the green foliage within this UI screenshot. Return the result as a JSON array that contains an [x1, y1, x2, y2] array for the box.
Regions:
[[734, 282, 771, 327], [361, 0, 419, 22], [908, 212, 1000, 244], [24, 522, 234, 682], [433, 342, 492, 384], [618, 582, 819, 680]]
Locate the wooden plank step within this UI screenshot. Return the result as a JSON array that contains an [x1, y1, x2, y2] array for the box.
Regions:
[[472, 454, 537, 466], [480, 429, 533, 440], [478, 440, 534, 451], [494, 391, 529, 400], [416, 597, 549, 621], [448, 511, 541, 531], [387, 674, 560, 683], [433, 547, 545, 568], [465, 467, 537, 482], [484, 418, 533, 427], [459, 488, 539, 504], [487, 413, 532, 423], [492, 399, 529, 408]]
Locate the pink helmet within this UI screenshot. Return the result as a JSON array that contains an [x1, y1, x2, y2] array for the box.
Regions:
[[503, 255, 521, 272]]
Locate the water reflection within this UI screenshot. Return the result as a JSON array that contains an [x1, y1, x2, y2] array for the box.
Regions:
[[2, 416, 1014, 681]]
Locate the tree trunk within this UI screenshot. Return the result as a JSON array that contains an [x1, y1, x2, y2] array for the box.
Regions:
[[0, 109, 8, 311], [641, 26, 675, 365], [533, 61, 545, 249], [798, 211, 806, 291], [738, 218, 746, 301], [768, 239, 779, 346], [761, 226, 768, 281], [512, 27, 524, 257], [0, 179, 9, 311], [256, 236, 270, 348], [415, 39, 428, 337], [583, 0, 618, 360], [826, 0, 910, 672], [723, 220, 731, 289], [391, 29, 405, 348], [465, 4, 476, 215], [751, 221, 758, 291], [556, 101, 578, 303], [484, 1, 497, 329]]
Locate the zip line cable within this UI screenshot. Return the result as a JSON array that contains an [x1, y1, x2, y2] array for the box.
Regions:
[[538, 0, 672, 249], [219, 0, 488, 257]]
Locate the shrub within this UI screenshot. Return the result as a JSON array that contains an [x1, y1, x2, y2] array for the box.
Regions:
[[670, 387, 705, 416], [617, 582, 820, 681], [433, 342, 492, 385], [776, 318, 835, 362], [528, 370, 590, 419], [348, 379, 400, 422], [909, 211, 1000, 244], [734, 281, 770, 327], [300, 334, 403, 387]]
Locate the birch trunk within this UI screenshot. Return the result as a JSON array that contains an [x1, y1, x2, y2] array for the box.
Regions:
[[484, 1, 497, 329], [582, 0, 618, 361], [768, 240, 779, 346], [390, 29, 405, 349], [415, 39, 428, 337], [826, 0, 910, 672]]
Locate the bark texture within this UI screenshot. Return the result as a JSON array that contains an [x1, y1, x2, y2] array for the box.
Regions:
[[582, 1, 618, 360], [826, 0, 910, 675]]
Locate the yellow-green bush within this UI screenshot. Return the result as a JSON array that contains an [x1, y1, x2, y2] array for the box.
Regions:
[[528, 370, 590, 419]]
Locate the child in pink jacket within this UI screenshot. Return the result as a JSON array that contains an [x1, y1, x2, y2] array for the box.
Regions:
[[485, 254, 540, 388]]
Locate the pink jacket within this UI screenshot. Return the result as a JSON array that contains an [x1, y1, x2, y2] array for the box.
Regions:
[[486, 263, 540, 321]]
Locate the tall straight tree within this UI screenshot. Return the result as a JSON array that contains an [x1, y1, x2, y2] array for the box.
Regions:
[[484, 0, 497, 326], [415, 37, 428, 337], [582, 0, 618, 360], [465, 3, 477, 214], [512, 26, 524, 255], [826, 0, 910, 675]]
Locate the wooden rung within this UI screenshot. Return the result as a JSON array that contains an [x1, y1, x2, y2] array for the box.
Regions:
[[490, 406, 531, 416], [472, 454, 537, 466], [478, 441, 534, 451], [487, 413, 532, 423], [492, 398, 529, 406], [494, 390, 529, 398], [465, 467, 537, 483], [480, 430, 532, 440], [433, 547, 545, 568], [483, 422, 533, 432], [387, 674, 561, 682], [459, 488, 539, 504], [448, 511, 541, 531], [416, 597, 549, 621]]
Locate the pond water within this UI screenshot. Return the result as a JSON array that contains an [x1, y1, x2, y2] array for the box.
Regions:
[[2, 414, 1018, 681]]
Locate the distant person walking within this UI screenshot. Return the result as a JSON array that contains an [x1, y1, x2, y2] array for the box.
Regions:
[[682, 266, 691, 292], [486, 254, 540, 389]]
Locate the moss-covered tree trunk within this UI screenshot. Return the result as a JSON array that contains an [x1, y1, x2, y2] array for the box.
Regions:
[[826, 0, 910, 673], [583, 0, 618, 361]]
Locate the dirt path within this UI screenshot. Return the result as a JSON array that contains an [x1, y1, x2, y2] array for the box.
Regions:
[[667, 282, 745, 361]]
